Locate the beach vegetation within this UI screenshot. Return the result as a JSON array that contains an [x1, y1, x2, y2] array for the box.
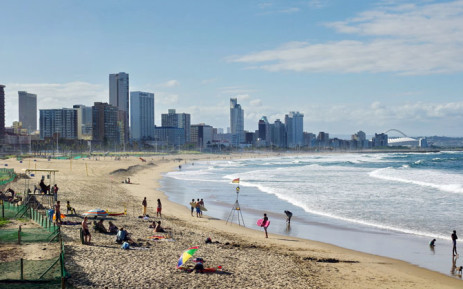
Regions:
[[0, 218, 9, 227]]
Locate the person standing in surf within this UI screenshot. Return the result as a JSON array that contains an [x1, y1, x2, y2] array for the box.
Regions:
[[452, 230, 458, 256], [262, 213, 269, 238]]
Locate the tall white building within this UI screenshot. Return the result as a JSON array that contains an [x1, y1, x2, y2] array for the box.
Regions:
[[285, 111, 304, 148], [130, 91, 155, 141], [18, 91, 37, 134], [230, 98, 244, 146], [109, 72, 129, 143]]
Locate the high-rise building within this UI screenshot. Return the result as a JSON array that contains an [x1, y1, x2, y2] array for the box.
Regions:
[[92, 102, 119, 145], [18, 91, 37, 134], [271, 119, 286, 148], [285, 111, 304, 148], [161, 109, 191, 144], [0, 85, 5, 142], [109, 72, 129, 143], [130, 91, 155, 141], [372, 133, 388, 147], [230, 98, 244, 146], [154, 126, 185, 147], [191, 123, 214, 148], [258, 116, 271, 145], [73, 105, 93, 140], [39, 109, 78, 140]]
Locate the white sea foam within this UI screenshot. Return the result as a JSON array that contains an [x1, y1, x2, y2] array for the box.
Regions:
[[369, 167, 463, 194]]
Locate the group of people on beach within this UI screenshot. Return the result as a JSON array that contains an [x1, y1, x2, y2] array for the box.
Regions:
[[190, 198, 205, 218], [142, 197, 162, 218]]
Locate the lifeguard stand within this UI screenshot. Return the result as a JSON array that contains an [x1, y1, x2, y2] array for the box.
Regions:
[[22, 169, 59, 209]]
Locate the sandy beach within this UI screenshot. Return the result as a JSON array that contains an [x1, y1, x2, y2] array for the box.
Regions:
[[3, 154, 463, 288]]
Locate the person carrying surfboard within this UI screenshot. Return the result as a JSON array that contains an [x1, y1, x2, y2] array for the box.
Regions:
[[262, 213, 269, 238]]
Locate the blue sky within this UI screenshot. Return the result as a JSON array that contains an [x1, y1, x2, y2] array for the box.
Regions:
[[1, 0, 462, 137]]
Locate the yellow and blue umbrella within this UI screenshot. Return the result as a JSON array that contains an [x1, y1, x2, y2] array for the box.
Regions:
[[177, 246, 199, 268]]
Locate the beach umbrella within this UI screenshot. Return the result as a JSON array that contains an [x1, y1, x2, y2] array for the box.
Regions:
[[82, 208, 108, 218], [177, 246, 199, 268]]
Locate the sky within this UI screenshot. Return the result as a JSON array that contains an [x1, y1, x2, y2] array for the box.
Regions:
[[1, 0, 462, 137]]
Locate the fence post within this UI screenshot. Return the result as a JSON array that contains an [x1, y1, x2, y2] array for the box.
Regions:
[[20, 258, 24, 280], [18, 225, 22, 245]]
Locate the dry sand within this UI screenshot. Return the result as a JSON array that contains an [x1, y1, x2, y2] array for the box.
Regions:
[[3, 154, 463, 288]]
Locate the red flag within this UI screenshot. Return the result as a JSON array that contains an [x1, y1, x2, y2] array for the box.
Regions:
[[232, 178, 240, 184]]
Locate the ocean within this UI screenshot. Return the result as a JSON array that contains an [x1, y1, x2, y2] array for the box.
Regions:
[[160, 151, 463, 277]]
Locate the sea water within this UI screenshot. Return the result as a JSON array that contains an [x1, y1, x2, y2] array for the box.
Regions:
[[161, 151, 463, 277]]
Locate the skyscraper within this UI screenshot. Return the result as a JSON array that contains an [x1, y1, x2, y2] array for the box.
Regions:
[[92, 102, 119, 145], [230, 98, 244, 146], [258, 116, 270, 145], [271, 119, 286, 148], [0, 85, 5, 142], [18, 91, 37, 134], [39, 109, 78, 140], [109, 72, 129, 143], [130, 91, 155, 141], [285, 111, 304, 148], [161, 109, 191, 144]]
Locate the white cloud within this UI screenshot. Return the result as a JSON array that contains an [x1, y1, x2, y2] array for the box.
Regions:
[[158, 80, 180, 88], [155, 91, 179, 105], [230, 0, 463, 75], [279, 7, 300, 14], [250, 99, 263, 106]]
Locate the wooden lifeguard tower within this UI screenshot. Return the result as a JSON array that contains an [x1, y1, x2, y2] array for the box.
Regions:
[[22, 169, 59, 209]]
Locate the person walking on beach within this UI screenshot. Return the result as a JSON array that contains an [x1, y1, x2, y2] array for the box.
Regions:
[[262, 213, 269, 238], [199, 199, 204, 217], [157, 199, 162, 218], [82, 216, 91, 245], [142, 197, 147, 216], [189, 199, 196, 217], [195, 198, 202, 218], [452, 230, 458, 256]]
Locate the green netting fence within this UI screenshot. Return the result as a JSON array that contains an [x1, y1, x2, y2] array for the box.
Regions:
[[0, 168, 16, 186], [0, 202, 67, 287], [0, 202, 59, 243]]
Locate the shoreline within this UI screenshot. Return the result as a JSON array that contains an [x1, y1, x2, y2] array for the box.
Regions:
[[161, 158, 461, 278], [3, 154, 463, 288], [135, 154, 462, 288]]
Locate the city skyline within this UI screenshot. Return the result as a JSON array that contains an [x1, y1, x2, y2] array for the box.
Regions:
[[1, 0, 462, 137]]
